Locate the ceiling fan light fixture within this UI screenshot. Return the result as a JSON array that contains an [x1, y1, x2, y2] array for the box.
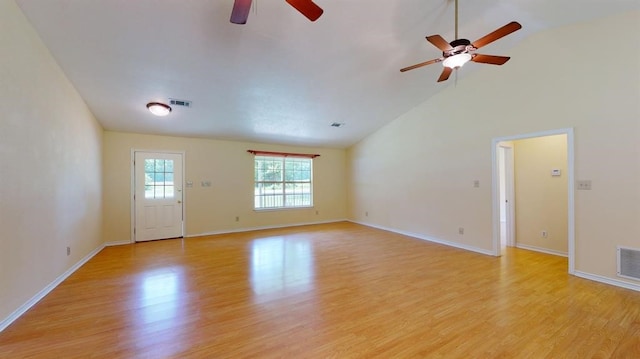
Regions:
[[146, 102, 172, 117], [399, 0, 521, 82], [442, 53, 472, 69]]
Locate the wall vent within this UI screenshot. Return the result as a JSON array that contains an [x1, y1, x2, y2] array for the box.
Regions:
[[617, 246, 640, 281], [169, 98, 192, 108]]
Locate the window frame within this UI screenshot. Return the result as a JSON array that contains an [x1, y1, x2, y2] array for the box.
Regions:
[[143, 158, 175, 199], [252, 153, 315, 210]]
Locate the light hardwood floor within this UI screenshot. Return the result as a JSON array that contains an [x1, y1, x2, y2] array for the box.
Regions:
[[1, 222, 638, 358]]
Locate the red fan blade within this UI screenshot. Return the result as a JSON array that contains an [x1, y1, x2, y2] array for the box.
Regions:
[[472, 54, 511, 65], [437, 67, 453, 82], [286, 0, 324, 22], [471, 21, 522, 49], [400, 58, 443, 72], [426, 35, 453, 52], [230, 0, 252, 24]]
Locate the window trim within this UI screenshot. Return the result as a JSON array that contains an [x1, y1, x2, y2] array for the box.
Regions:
[[251, 151, 315, 210]]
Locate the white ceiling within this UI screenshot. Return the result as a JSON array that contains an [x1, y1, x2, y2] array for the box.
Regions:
[[15, 0, 639, 148]]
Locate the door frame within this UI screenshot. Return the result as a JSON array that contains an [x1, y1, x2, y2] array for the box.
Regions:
[[497, 142, 515, 248], [130, 149, 186, 243], [491, 128, 575, 274]]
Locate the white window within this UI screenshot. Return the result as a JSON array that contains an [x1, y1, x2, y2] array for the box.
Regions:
[[143, 159, 175, 199], [254, 155, 313, 209]]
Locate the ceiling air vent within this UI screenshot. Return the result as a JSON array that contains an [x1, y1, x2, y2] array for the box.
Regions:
[[169, 98, 192, 108], [331, 122, 345, 127]]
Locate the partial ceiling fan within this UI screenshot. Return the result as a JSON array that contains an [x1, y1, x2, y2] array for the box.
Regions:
[[231, 0, 323, 25], [400, 0, 521, 82]]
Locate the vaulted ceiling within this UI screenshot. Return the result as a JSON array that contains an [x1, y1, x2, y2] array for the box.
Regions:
[[15, 0, 639, 148]]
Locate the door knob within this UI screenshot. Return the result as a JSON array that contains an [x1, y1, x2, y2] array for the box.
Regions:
[[177, 200, 182, 204]]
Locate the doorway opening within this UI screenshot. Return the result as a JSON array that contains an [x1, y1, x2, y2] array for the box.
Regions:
[[492, 129, 575, 274]]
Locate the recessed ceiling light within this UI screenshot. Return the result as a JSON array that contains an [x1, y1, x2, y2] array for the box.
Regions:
[[146, 102, 172, 116]]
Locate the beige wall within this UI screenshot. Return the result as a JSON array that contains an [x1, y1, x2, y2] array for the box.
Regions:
[[513, 135, 568, 255], [0, 0, 103, 323], [348, 11, 640, 285], [103, 132, 347, 242]]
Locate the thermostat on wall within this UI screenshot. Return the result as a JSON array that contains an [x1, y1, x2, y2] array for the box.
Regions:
[[551, 169, 561, 177]]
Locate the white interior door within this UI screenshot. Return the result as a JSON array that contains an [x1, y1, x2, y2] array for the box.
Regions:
[[134, 152, 184, 242]]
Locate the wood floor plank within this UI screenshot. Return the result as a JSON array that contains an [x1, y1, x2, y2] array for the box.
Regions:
[[0, 222, 638, 358]]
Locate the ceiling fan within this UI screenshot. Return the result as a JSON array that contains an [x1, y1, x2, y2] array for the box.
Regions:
[[231, 0, 323, 24], [400, 0, 521, 82]]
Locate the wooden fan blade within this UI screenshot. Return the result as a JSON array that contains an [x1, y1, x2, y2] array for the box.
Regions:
[[230, 0, 252, 24], [400, 58, 443, 72], [426, 35, 453, 52], [471, 21, 522, 49], [286, 0, 324, 21], [472, 54, 511, 65], [437, 67, 453, 82]]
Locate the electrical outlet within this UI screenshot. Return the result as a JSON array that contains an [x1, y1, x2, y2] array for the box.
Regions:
[[541, 230, 548, 238], [458, 227, 464, 235], [315, 210, 319, 215], [235, 216, 239, 222], [577, 180, 592, 190], [473, 180, 480, 188], [66, 246, 71, 256], [365, 211, 368, 217]]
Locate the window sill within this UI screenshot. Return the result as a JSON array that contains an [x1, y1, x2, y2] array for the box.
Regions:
[[254, 206, 314, 212]]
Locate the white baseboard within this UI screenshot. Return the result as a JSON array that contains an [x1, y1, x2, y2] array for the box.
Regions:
[[104, 240, 132, 246], [516, 243, 568, 257], [0, 244, 105, 333], [186, 219, 349, 238], [349, 220, 495, 256], [574, 271, 640, 292]]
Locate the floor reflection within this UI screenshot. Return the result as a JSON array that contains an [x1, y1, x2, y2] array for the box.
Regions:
[[140, 268, 180, 321], [250, 236, 314, 300], [132, 267, 185, 356]]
